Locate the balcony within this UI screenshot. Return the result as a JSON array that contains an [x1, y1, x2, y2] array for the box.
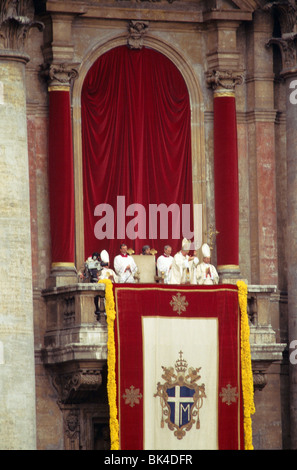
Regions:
[[39, 279, 286, 448], [41, 283, 107, 402]]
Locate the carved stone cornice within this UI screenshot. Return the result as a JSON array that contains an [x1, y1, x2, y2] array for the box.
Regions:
[[40, 62, 79, 88], [206, 69, 244, 92], [0, 0, 43, 52], [127, 20, 149, 50]]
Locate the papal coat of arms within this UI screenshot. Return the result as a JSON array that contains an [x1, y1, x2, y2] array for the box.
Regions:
[[154, 351, 206, 440]]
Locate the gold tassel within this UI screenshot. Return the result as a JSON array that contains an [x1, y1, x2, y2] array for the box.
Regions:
[[196, 416, 200, 429]]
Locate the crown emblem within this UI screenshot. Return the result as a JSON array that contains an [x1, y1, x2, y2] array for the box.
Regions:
[[175, 350, 188, 374]]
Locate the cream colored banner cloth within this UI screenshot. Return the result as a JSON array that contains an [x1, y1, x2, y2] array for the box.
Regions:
[[142, 317, 218, 450]]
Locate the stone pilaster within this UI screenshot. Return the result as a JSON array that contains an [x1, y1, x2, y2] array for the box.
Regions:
[[246, 8, 279, 286], [0, 0, 43, 450], [266, 0, 297, 450]]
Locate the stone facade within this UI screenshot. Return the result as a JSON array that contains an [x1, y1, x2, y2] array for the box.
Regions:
[[0, 0, 295, 449]]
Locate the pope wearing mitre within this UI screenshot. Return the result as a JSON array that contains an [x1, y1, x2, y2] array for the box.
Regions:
[[169, 238, 199, 285], [196, 243, 219, 285]]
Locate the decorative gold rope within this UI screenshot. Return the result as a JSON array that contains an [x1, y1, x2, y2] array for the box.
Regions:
[[98, 279, 119, 450], [237, 280, 255, 450]]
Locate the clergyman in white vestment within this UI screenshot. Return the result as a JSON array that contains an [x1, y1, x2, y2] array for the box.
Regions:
[[196, 243, 219, 285], [114, 243, 138, 283], [98, 250, 119, 283], [157, 245, 173, 284]]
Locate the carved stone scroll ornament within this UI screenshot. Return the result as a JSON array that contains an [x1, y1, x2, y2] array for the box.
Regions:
[[40, 62, 79, 87], [253, 370, 267, 391], [52, 369, 103, 404], [127, 20, 149, 50], [206, 69, 244, 91], [0, 0, 44, 51]]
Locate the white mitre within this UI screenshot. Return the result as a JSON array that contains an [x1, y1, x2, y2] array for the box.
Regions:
[[181, 238, 191, 251], [202, 243, 211, 258], [100, 249, 109, 264]]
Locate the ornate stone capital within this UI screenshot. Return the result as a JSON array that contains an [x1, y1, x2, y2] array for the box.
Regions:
[[264, 1, 297, 37], [40, 62, 79, 88], [206, 69, 244, 92], [265, 1, 297, 77], [127, 20, 149, 50], [0, 0, 43, 52], [267, 35, 297, 76]]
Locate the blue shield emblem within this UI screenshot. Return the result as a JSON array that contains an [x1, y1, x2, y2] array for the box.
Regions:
[[167, 386, 195, 427], [154, 351, 206, 440]]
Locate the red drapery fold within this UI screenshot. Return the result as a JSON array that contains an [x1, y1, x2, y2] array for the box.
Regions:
[[81, 46, 193, 263], [213, 94, 239, 268], [48, 89, 75, 264]]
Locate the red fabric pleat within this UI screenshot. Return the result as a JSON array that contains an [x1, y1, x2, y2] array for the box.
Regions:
[[213, 95, 239, 267], [48, 90, 75, 264], [81, 46, 193, 263]]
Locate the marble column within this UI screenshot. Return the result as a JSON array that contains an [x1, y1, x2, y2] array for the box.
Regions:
[[0, 2, 43, 450], [43, 64, 78, 287], [207, 70, 243, 281]]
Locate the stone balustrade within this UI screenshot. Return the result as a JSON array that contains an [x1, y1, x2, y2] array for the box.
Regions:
[[248, 285, 286, 391], [41, 281, 286, 396]]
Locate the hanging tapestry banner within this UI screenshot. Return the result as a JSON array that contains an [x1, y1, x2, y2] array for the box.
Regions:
[[104, 281, 254, 450]]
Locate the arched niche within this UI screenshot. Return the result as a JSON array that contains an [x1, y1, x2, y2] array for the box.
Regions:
[[72, 34, 206, 268]]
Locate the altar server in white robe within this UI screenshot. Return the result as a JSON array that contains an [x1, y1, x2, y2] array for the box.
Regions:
[[157, 245, 173, 284], [99, 250, 118, 283], [169, 238, 199, 284], [196, 243, 219, 285], [114, 243, 138, 283]]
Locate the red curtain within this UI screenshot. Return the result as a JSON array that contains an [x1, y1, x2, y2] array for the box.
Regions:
[[81, 46, 193, 263]]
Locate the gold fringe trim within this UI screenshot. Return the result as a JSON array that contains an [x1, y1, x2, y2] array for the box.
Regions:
[[98, 279, 119, 450], [237, 280, 255, 450]]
